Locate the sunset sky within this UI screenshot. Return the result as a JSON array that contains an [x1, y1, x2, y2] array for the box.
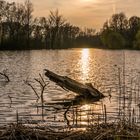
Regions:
[[8, 0, 140, 30]]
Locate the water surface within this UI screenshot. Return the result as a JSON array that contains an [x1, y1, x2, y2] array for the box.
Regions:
[[0, 48, 140, 128]]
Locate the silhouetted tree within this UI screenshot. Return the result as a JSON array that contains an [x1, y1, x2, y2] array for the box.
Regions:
[[107, 31, 125, 49], [3, 0, 140, 50], [32, 18, 43, 48], [128, 16, 140, 47], [101, 13, 128, 49], [133, 30, 140, 49], [0, 0, 6, 47], [39, 17, 49, 48], [109, 12, 128, 33], [48, 10, 65, 49], [24, 0, 33, 48]]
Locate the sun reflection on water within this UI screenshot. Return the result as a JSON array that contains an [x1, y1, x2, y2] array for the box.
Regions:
[[80, 104, 91, 110], [77, 103, 102, 128], [80, 48, 90, 82]]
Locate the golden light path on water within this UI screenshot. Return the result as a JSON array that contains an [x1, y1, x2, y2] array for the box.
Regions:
[[80, 48, 90, 82], [78, 49, 102, 128], [79, 103, 102, 127], [81, 49, 91, 126]]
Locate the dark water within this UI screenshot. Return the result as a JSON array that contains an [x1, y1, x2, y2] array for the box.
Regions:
[[0, 48, 140, 128]]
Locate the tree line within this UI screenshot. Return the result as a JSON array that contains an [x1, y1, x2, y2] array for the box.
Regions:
[[0, 0, 140, 50], [0, 0, 98, 50], [100, 12, 140, 49]]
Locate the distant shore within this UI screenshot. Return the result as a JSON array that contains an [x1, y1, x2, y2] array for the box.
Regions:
[[0, 46, 140, 51]]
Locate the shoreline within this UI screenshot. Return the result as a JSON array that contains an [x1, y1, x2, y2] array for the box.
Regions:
[[0, 47, 140, 51]]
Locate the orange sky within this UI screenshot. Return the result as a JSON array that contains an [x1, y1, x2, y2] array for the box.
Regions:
[[8, 0, 140, 30]]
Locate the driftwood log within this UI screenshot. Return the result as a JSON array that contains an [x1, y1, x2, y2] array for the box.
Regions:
[[45, 69, 104, 99]]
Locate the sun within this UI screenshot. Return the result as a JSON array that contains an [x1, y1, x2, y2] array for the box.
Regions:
[[81, 0, 94, 2], [80, 0, 99, 4]]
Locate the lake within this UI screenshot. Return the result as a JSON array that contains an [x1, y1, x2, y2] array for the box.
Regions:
[[0, 48, 140, 128]]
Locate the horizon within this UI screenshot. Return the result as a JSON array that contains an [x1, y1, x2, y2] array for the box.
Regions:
[[5, 0, 140, 30]]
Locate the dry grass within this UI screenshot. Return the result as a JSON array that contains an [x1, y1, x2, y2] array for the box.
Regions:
[[0, 121, 140, 140]]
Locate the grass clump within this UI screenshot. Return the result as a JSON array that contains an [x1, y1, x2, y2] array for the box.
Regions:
[[0, 121, 140, 140]]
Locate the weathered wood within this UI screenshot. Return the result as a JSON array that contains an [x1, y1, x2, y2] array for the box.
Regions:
[[44, 69, 104, 99]]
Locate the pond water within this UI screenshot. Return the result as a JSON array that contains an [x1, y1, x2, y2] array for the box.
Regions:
[[0, 48, 140, 128]]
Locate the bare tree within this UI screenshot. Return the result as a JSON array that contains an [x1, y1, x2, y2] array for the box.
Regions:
[[48, 10, 65, 48], [24, 0, 33, 48]]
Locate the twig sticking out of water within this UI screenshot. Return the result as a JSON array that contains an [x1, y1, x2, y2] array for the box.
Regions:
[[64, 105, 71, 127], [25, 74, 49, 120], [75, 107, 78, 127], [108, 88, 112, 102], [104, 105, 107, 124], [34, 74, 49, 120], [0, 70, 10, 82], [16, 110, 19, 126], [24, 80, 40, 100], [8, 95, 12, 108], [118, 67, 122, 117]]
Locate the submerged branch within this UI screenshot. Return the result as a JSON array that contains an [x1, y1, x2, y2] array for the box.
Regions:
[[24, 80, 40, 99], [25, 74, 49, 120], [0, 71, 10, 82], [64, 105, 71, 127]]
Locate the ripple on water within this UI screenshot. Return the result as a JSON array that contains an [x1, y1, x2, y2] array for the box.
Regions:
[[0, 49, 140, 128]]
